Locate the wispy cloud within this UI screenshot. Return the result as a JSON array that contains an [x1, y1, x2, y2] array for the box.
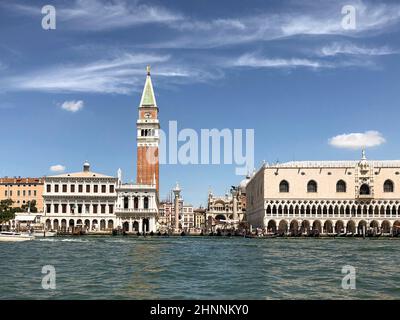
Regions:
[[61, 100, 84, 112], [151, 0, 400, 49], [1, 52, 219, 94], [318, 42, 398, 56], [329, 130, 386, 149], [228, 53, 327, 69], [3, 53, 169, 94], [50, 164, 66, 173], [7, 0, 183, 31]]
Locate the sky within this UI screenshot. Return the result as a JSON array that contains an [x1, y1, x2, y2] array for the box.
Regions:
[[1, 0, 400, 206]]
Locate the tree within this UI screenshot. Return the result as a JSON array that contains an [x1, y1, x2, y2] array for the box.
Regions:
[[0, 199, 16, 223], [21, 200, 38, 213]]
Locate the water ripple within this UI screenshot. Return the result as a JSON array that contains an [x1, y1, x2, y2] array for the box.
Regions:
[[1, 236, 400, 299]]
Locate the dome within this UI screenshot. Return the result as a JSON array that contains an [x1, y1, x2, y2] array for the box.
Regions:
[[239, 176, 250, 192], [83, 161, 90, 172]]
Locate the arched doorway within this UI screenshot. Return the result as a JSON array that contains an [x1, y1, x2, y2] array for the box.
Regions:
[[61, 219, 67, 232], [370, 220, 379, 232], [215, 214, 226, 221], [393, 220, 400, 236], [278, 220, 288, 234], [92, 219, 98, 231], [85, 219, 90, 231], [142, 218, 150, 233], [289, 220, 299, 235], [122, 221, 129, 232], [324, 220, 333, 233], [300, 220, 310, 234], [267, 220, 277, 233], [335, 220, 344, 233], [69, 219, 75, 232], [45, 219, 51, 230], [108, 220, 114, 230], [133, 221, 139, 232], [53, 219, 59, 231], [100, 220, 106, 231], [346, 220, 356, 234], [381, 220, 391, 234], [312, 220, 322, 233], [358, 220, 367, 235]]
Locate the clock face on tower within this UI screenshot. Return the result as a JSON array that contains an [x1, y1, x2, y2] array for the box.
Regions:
[[144, 112, 152, 119]]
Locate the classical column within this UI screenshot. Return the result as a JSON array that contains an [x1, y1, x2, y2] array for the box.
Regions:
[[139, 219, 143, 233], [231, 188, 238, 221], [173, 183, 181, 232]]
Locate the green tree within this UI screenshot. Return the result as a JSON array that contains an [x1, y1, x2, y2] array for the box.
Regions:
[[21, 200, 38, 213], [0, 199, 16, 223]]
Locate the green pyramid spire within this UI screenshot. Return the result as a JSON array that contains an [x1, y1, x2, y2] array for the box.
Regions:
[[140, 65, 157, 107]]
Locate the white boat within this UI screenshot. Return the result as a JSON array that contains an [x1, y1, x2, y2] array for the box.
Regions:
[[32, 230, 57, 237], [0, 232, 35, 242]]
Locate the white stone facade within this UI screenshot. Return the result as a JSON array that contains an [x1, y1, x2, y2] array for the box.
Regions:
[[115, 181, 158, 233], [42, 163, 158, 233], [246, 152, 400, 235], [42, 162, 118, 232]]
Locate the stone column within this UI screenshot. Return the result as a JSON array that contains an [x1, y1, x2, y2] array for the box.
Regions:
[[232, 189, 238, 221], [173, 183, 181, 232], [139, 219, 143, 233]]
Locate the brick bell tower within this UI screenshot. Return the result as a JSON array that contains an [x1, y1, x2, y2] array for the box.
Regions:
[[136, 66, 160, 194]]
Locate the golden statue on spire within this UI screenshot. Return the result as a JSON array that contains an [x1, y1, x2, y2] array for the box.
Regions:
[[146, 65, 151, 75]]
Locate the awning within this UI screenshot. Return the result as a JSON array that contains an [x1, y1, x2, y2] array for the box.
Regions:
[[15, 215, 37, 222]]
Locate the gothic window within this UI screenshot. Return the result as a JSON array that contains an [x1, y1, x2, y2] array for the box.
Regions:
[[124, 197, 129, 209], [360, 184, 370, 195], [336, 180, 346, 193], [144, 197, 149, 209], [384, 180, 394, 192], [307, 180, 317, 193], [279, 180, 289, 193], [134, 197, 139, 209]]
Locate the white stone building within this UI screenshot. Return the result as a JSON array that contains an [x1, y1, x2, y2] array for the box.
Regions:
[[115, 169, 158, 233], [42, 162, 118, 232], [246, 151, 400, 235]]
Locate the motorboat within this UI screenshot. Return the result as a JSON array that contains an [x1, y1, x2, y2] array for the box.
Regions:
[[32, 230, 57, 237], [0, 231, 35, 242]]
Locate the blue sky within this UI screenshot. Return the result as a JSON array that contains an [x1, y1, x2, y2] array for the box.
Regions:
[[1, 0, 400, 206]]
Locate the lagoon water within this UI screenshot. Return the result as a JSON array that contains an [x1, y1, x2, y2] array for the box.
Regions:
[[1, 236, 399, 299]]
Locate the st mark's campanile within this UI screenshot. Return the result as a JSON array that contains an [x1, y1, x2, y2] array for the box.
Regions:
[[136, 66, 160, 194]]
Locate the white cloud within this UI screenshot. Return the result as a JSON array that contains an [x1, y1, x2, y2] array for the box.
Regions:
[[329, 131, 386, 149], [50, 165, 66, 173], [61, 100, 84, 112], [153, 1, 400, 49], [2, 52, 219, 94], [4, 53, 171, 94], [7, 0, 183, 31], [229, 53, 326, 69], [318, 42, 397, 57]]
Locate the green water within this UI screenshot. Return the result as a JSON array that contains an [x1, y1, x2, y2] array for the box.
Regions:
[[1, 236, 399, 299]]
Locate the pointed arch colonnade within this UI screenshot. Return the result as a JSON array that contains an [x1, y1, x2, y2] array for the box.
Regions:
[[264, 200, 400, 235]]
